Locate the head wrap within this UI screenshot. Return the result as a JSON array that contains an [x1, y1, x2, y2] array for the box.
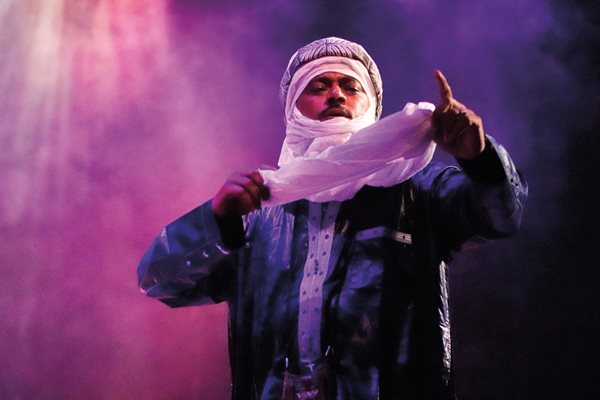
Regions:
[[278, 38, 382, 166], [278, 56, 378, 165], [280, 37, 383, 119]]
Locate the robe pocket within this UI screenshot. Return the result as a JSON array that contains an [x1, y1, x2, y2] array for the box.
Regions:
[[354, 226, 412, 245]]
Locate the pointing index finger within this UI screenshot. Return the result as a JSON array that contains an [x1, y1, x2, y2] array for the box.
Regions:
[[435, 69, 453, 107]]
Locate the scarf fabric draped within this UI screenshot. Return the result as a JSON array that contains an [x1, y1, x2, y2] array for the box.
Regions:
[[260, 57, 436, 206]]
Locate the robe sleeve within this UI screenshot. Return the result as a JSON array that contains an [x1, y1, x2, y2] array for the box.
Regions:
[[421, 135, 528, 250], [137, 200, 246, 307]]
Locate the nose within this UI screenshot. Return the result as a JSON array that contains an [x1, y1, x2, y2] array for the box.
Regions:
[[326, 84, 346, 105]]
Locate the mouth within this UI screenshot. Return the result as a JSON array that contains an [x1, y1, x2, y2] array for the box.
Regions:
[[320, 107, 352, 120]]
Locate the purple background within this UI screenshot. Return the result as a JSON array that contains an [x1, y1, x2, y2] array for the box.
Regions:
[[1, 0, 598, 398]]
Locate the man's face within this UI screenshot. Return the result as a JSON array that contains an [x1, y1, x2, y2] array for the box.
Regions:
[[296, 72, 370, 121]]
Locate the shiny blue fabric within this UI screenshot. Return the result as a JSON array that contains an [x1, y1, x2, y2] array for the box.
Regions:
[[138, 137, 527, 400]]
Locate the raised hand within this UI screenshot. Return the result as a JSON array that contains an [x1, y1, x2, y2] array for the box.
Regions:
[[212, 171, 270, 217], [432, 70, 485, 160]]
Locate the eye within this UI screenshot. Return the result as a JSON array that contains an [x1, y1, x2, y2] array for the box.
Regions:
[[343, 85, 361, 94], [305, 84, 328, 94], [340, 79, 363, 94]]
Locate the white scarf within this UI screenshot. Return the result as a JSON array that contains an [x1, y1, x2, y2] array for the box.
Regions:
[[260, 57, 436, 206]]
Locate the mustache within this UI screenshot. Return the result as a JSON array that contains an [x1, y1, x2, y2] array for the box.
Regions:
[[318, 105, 352, 120]]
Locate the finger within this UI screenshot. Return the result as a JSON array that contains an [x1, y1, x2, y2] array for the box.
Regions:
[[447, 116, 470, 142], [439, 100, 467, 123], [463, 108, 480, 124], [246, 170, 270, 200], [259, 183, 270, 200], [451, 99, 467, 114], [449, 108, 478, 130], [233, 183, 260, 210], [434, 69, 453, 107], [222, 182, 255, 204], [245, 171, 264, 187], [228, 175, 262, 207], [228, 174, 257, 189], [229, 172, 262, 191], [435, 107, 464, 144], [239, 179, 262, 208]]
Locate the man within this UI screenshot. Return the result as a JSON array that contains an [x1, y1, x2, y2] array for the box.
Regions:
[[138, 37, 527, 399]]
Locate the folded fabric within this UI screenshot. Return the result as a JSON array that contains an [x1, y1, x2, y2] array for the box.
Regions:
[[260, 102, 437, 206]]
